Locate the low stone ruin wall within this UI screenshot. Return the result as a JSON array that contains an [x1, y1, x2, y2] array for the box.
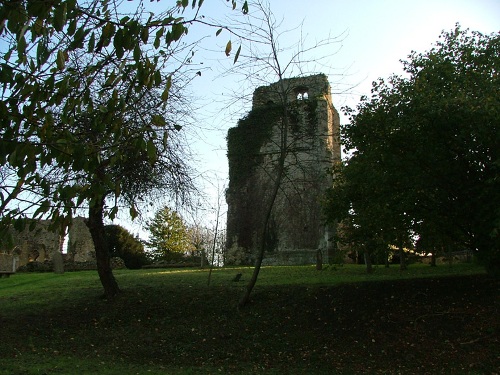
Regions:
[[16, 257, 126, 273], [261, 249, 323, 266]]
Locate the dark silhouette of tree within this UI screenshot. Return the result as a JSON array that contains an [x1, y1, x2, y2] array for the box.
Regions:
[[325, 26, 500, 277]]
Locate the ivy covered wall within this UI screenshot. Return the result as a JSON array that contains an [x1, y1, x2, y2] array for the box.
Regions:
[[225, 74, 340, 265]]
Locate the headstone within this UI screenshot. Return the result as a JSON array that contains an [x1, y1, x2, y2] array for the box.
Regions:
[[52, 251, 64, 274], [316, 249, 323, 270]]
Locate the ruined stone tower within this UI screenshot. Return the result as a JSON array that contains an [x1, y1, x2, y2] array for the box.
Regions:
[[225, 74, 340, 265]]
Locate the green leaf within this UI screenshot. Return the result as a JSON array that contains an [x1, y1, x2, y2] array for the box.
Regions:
[[56, 50, 66, 70], [70, 27, 86, 49], [242, 1, 249, 14], [161, 76, 172, 101], [109, 206, 119, 220], [53, 2, 67, 32], [17, 35, 26, 57], [146, 140, 157, 161], [171, 23, 185, 42], [88, 32, 95, 53], [114, 29, 124, 59], [154, 28, 164, 49], [225, 40, 232, 56], [154, 70, 162, 86], [101, 22, 114, 48], [234, 45, 241, 63], [67, 18, 77, 36], [133, 44, 141, 61], [120, 16, 130, 25], [152, 114, 166, 126], [130, 205, 138, 220], [163, 131, 169, 147], [141, 27, 149, 44], [216, 28, 222, 37]]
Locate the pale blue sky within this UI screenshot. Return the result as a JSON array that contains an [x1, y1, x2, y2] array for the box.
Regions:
[[118, 0, 499, 234], [184, 0, 499, 175]]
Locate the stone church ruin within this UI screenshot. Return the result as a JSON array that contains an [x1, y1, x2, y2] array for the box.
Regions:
[[226, 74, 341, 265], [0, 217, 96, 270]]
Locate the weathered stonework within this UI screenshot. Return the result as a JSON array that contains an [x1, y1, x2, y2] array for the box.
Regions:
[[1, 217, 95, 269], [67, 217, 95, 262], [226, 74, 340, 265]]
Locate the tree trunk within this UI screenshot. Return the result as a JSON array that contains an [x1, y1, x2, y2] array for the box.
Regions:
[[430, 249, 437, 267], [87, 197, 120, 299], [364, 251, 373, 274], [238, 80, 289, 308], [238, 173, 283, 308], [399, 235, 407, 271]]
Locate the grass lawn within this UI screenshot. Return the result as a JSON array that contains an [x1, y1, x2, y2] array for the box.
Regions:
[[0, 263, 497, 374]]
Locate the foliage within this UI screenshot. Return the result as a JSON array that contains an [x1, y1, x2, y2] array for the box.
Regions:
[[104, 224, 147, 269], [325, 25, 500, 276], [227, 103, 282, 188], [1, 1, 184, 227], [186, 223, 211, 257], [0, 0, 248, 234], [0, 0, 248, 296], [145, 206, 192, 261], [288, 98, 319, 135]]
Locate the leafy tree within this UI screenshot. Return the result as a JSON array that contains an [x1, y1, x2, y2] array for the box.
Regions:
[[325, 25, 500, 276], [105, 224, 147, 269], [145, 206, 191, 261], [0, 0, 247, 297], [187, 223, 211, 262]]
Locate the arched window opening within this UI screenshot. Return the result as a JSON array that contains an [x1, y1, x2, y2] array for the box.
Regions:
[[295, 86, 309, 101]]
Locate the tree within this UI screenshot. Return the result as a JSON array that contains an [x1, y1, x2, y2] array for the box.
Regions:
[[0, 0, 247, 297], [105, 224, 147, 269], [325, 25, 500, 276], [145, 206, 191, 261]]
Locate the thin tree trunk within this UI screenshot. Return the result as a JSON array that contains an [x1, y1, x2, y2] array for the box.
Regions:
[[364, 251, 373, 274], [87, 197, 120, 299], [207, 202, 221, 286], [399, 235, 407, 271], [238, 155, 285, 308], [430, 249, 437, 267], [239, 79, 288, 308]]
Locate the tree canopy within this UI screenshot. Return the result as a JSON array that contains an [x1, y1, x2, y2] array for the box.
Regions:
[[1, 0, 207, 231], [105, 224, 147, 269], [145, 206, 192, 261], [0, 0, 247, 297], [324, 25, 500, 276]]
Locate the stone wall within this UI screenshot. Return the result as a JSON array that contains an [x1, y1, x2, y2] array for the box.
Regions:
[[1, 217, 95, 269], [226, 74, 341, 265], [67, 217, 95, 262]]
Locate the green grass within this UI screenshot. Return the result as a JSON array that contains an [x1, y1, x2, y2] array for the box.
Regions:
[[0, 263, 491, 374]]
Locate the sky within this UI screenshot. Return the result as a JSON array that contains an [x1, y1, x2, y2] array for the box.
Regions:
[[117, 0, 500, 237]]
